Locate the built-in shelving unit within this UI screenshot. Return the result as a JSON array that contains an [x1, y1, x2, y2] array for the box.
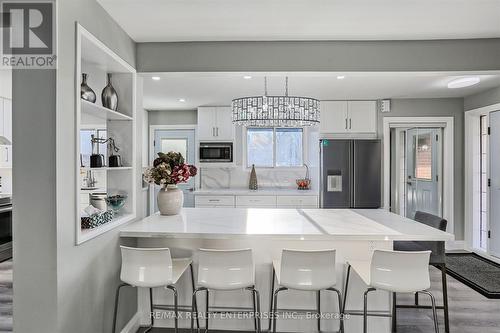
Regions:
[[75, 24, 137, 245]]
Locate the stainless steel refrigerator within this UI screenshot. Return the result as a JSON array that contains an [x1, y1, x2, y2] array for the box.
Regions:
[[320, 139, 381, 208]]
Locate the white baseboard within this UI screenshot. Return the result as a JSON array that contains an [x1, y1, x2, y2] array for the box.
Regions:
[[120, 312, 141, 333], [446, 240, 465, 251]]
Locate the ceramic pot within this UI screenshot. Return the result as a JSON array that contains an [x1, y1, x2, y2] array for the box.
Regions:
[[101, 73, 118, 110], [81, 73, 96, 103], [157, 185, 183, 215]]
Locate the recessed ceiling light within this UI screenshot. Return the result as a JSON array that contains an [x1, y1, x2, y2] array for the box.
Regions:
[[152, 76, 161, 81], [447, 77, 480, 89], [337, 75, 346, 80], [178, 98, 186, 102], [243, 75, 252, 80]]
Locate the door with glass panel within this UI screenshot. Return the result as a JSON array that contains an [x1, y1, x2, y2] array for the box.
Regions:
[[405, 128, 443, 219], [152, 129, 196, 213]]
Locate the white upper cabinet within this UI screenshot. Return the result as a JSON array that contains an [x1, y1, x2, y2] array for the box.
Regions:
[[320, 101, 348, 133], [320, 100, 377, 135], [347, 101, 377, 133], [198, 106, 234, 141], [197, 107, 217, 140]]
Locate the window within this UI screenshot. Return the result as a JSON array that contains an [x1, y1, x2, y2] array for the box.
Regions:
[[415, 132, 432, 180], [480, 115, 488, 250], [246, 128, 303, 167]]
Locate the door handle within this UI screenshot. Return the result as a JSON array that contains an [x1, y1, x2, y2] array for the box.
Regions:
[[349, 118, 352, 129]]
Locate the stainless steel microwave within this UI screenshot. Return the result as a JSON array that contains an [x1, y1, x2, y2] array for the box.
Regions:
[[199, 142, 233, 163]]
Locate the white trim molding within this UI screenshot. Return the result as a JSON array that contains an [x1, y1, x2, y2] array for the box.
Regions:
[[382, 116, 454, 235]]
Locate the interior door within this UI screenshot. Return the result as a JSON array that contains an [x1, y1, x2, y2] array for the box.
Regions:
[[489, 111, 500, 257], [152, 129, 196, 214], [405, 128, 442, 219]]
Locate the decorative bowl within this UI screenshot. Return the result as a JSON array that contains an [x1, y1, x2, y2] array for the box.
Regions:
[[106, 194, 127, 212], [296, 178, 311, 190]]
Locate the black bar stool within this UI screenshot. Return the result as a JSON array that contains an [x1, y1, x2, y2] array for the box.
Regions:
[[393, 211, 449, 333]]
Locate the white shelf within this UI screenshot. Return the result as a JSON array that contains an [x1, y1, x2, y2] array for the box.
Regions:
[[78, 213, 135, 244], [80, 166, 132, 171], [81, 99, 132, 121]]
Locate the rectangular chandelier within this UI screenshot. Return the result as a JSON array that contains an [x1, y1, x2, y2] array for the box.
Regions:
[[231, 77, 320, 127]]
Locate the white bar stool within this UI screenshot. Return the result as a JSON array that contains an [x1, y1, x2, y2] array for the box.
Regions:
[[269, 249, 344, 333], [343, 250, 439, 333], [191, 248, 261, 333], [112, 246, 199, 333]]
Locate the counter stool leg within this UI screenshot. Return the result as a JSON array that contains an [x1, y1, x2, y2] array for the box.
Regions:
[[420, 291, 439, 333], [247, 286, 262, 333], [440, 265, 450, 333], [166, 285, 178, 333], [192, 287, 206, 333], [317, 290, 321, 333], [363, 288, 376, 333], [112, 283, 129, 333], [143, 288, 154, 333], [205, 289, 209, 333], [268, 267, 275, 332], [190, 263, 200, 329], [273, 287, 287, 333], [327, 288, 344, 333], [342, 265, 351, 314], [392, 292, 397, 332]]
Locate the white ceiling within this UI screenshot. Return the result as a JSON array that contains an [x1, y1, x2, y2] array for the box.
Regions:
[[98, 0, 500, 42], [141, 72, 500, 110]]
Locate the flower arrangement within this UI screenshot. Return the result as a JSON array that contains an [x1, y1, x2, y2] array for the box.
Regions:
[[143, 152, 197, 187]]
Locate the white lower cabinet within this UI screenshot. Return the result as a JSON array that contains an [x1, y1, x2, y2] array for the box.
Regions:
[[236, 195, 277, 208], [195, 194, 318, 209], [276, 195, 319, 208], [195, 195, 235, 208]]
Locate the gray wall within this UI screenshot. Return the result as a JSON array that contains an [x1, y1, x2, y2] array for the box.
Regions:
[[14, 0, 138, 332], [13, 69, 58, 332], [137, 39, 500, 73], [464, 86, 500, 111], [148, 109, 197, 126], [378, 98, 465, 239]]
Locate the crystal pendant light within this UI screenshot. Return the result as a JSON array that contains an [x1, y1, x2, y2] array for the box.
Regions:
[[231, 77, 320, 127]]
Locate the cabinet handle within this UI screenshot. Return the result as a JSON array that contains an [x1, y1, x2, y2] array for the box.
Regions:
[[212, 127, 215, 137], [216, 127, 219, 136], [4, 147, 7, 162], [349, 118, 352, 129], [208, 199, 220, 202], [345, 118, 348, 129]]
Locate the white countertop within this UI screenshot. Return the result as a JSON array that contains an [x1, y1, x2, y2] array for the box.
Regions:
[[193, 188, 319, 196], [120, 208, 454, 241]]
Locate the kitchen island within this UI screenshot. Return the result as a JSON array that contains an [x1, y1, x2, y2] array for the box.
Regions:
[[120, 208, 453, 333]]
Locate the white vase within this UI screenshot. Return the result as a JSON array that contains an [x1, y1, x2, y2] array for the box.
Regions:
[[157, 185, 184, 215]]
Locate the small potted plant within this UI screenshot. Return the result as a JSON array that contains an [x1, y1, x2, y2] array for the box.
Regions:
[[143, 152, 197, 215]]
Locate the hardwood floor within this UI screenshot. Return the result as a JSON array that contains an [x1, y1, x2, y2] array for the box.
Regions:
[[0, 260, 12, 333], [137, 266, 500, 333]]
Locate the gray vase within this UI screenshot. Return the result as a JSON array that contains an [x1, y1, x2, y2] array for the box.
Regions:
[[249, 164, 258, 190], [80, 73, 96, 103], [101, 73, 118, 111]]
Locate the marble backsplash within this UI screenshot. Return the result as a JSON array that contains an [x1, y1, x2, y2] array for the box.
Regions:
[[200, 167, 312, 190]]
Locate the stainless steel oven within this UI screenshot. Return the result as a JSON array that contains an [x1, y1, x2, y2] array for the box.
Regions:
[[199, 142, 233, 163], [0, 196, 12, 262]]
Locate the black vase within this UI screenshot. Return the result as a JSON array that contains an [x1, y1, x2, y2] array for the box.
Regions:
[[80, 73, 96, 103], [101, 73, 118, 111]]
